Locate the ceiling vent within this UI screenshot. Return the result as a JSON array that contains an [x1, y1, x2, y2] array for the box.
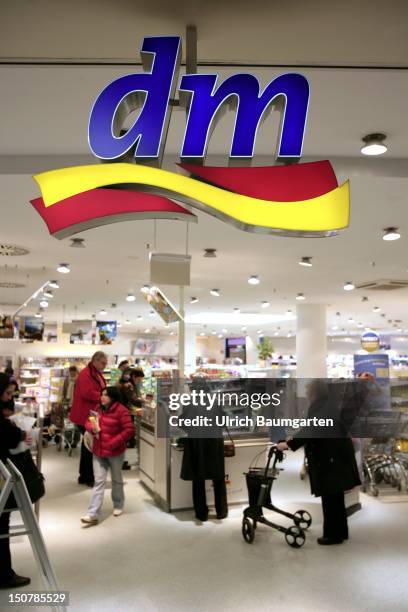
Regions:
[[0, 244, 29, 257], [356, 279, 408, 291]]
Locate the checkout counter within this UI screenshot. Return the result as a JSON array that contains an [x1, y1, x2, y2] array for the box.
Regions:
[[139, 378, 293, 512]]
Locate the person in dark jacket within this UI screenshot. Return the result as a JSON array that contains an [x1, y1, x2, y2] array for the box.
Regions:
[[70, 352, 107, 486], [278, 380, 361, 545], [80, 387, 135, 525], [0, 373, 31, 589], [180, 385, 228, 522]]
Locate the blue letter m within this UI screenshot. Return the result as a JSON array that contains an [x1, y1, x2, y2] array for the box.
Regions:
[[180, 72, 309, 159]]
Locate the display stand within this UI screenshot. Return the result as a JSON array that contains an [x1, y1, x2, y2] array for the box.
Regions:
[[0, 460, 66, 612]]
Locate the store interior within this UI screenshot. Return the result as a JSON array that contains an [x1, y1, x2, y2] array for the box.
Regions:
[[1, 1, 408, 610]]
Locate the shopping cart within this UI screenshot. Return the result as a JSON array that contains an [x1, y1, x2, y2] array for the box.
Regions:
[[242, 445, 312, 548], [49, 402, 80, 457], [362, 439, 408, 496]]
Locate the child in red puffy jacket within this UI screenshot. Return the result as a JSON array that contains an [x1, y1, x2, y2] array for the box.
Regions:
[[81, 386, 135, 525]]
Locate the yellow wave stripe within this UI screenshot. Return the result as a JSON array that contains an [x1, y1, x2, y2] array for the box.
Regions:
[[33, 163, 349, 232]]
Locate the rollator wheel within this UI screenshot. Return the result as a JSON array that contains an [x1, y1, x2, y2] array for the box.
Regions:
[[285, 525, 306, 548], [293, 510, 312, 530], [242, 517, 255, 543]]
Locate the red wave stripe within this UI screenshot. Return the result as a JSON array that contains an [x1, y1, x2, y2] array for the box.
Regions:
[[178, 160, 338, 202], [30, 188, 196, 239]]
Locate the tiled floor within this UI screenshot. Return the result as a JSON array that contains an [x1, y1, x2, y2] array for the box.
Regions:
[[6, 447, 408, 611]]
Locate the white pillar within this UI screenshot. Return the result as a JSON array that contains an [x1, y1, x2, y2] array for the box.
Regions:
[[184, 325, 197, 375], [245, 334, 259, 365], [296, 304, 327, 379], [178, 286, 185, 377]]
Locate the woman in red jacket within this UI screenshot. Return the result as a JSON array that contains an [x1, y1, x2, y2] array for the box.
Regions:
[[81, 387, 135, 525]]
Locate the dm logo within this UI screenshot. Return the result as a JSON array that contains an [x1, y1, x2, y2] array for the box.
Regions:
[[30, 36, 350, 239], [361, 332, 380, 353]]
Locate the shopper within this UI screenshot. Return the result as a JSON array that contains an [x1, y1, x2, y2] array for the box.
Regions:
[[277, 380, 361, 545], [81, 387, 135, 525], [118, 360, 130, 374], [70, 352, 107, 486], [180, 384, 228, 522], [0, 373, 31, 589]]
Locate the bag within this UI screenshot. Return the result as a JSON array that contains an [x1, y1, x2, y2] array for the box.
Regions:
[[83, 431, 94, 453], [9, 450, 45, 504], [224, 427, 236, 458]]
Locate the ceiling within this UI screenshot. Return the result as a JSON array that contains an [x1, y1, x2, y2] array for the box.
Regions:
[[0, 1, 408, 341]]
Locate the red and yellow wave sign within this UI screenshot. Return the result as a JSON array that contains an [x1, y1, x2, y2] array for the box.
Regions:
[[31, 160, 349, 239]]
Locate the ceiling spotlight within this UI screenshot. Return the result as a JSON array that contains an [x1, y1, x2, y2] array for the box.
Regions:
[[126, 293, 136, 302], [382, 227, 401, 241], [218, 334, 223, 339], [233, 308, 240, 314], [48, 280, 60, 289], [336, 312, 341, 317], [248, 275, 260, 285], [343, 281, 355, 291], [99, 309, 107, 316], [70, 238, 85, 248], [34, 312, 43, 319], [362, 296, 369, 302], [222, 328, 228, 333], [204, 248, 217, 258], [348, 317, 354, 323], [210, 288, 220, 297], [296, 293, 306, 301], [398, 328, 403, 333], [211, 330, 217, 335], [361, 133, 387, 156], [140, 284, 150, 294], [241, 326, 247, 332], [144, 328, 151, 333], [57, 263, 70, 274], [287, 309, 292, 314], [299, 256, 313, 267], [261, 301, 270, 308], [190, 297, 199, 304], [357, 322, 363, 328], [200, 332, 206, 336], [125, 319, 131, 325], [43, 291, 53, 299], [332, 325, 339, 331], [149, 310, 155, 316], [287, 332, 292, 338], [373, 306, 381, 313], [117, 322, 122, 328], [274, 331, 279, 336], [169, 331, 175, 336], [40, 300, 49, 308]]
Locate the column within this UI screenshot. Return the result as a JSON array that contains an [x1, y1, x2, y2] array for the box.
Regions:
[[296, 304, 327, 379], [184, 325, 197, 375], [245, 333, 259, 366]]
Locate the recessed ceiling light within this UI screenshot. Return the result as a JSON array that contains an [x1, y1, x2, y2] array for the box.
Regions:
[[126, 293, 136, 302], [241, 326, 247, 331], [218, 334, 223, 339], [287, 332, 292, 338], [343, 281, 355, 291], [332, 325, 338, 331], [233, 308, 240, 314], [222, 328, 228, 333], [348, 317, 354, 323], [200, 332, 206, 336], [296, 293, 306, 301], [373, 306, 381, 313], [248, 275, 260, 285], [382, 227, 401, 241], [261, 301, 270, 308], [117, 323, 122, 328], [299, 256, 313, 267], [169, 331, 175, 336], [274, 331, 279, 336], [43, 291, 53, 299], [70, 238, 85, 248], [204, 248, 217, 258], [210, 288, 220, 297], [397, 328, 403, 333], [48, 280, 60, 289], [211, 330, 217, 335], [361, 296, 369, 302], [125, 319, 131, 324], [190, 297, 199, 304], [361, 133, 387, 156], [287, 309, 292, 314], [99, 309, 107, 316], [144, 328, 151, 333], [364, 327, 371, 331], [39, 300, 49, 308], [57, 263, 70, 274], [357, 322, 363, 328], [34, 312, 42, 319], [137, 315, 143, 320], [149, 310, 155, 316]]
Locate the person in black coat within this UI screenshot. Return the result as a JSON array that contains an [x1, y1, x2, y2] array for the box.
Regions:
[[180, 384, 228, 522], [277, 380, 361, 545], [0, 373, 31, 589]]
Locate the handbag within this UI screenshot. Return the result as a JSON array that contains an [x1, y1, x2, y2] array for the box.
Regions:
[[83, 431, 94, 453], [224, 427, 236, 458], [8, 450, 45, 504]]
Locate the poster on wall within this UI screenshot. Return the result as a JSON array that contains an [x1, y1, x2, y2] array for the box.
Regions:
[[0, 316, 15, 339], [19, 317, 44, 341], [44, 323, 58, 343], [353, 353, 391, 411], [96, 321, 117, 345], [132, 337, 177, 357], [66, 320, 95, 344]]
